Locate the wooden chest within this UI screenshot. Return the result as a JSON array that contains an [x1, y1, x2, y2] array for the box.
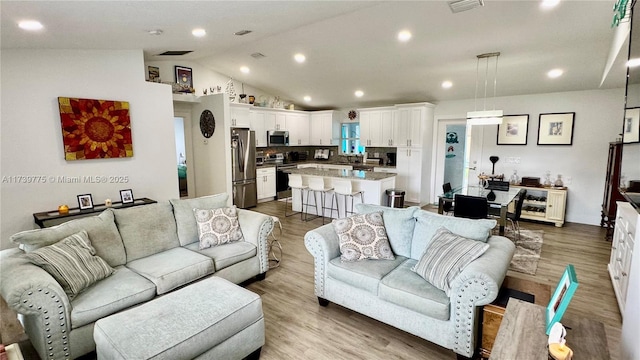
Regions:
[[480, 304, 506, 359]]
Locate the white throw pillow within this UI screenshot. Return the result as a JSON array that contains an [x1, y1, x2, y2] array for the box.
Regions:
[[193, 206, 244, 249], [332, 211, 395, 262]]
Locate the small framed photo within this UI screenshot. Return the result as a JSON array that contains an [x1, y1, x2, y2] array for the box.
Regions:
[[120, 189, 134, 204], [148, 66, 160, 82], [546, 264, 579, 334], [537, 112, 575, 145], [497, 114, 529, 145], [175, 66, 193, 89], [623, 107, 640, 143], [77, 194, 94, 210]]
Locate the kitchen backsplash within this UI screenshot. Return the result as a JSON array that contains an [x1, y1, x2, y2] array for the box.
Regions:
[[258, 145, 396, 165]]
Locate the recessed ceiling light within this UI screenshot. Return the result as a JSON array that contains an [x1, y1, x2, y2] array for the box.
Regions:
[[627, 58, 640, 67], [442, 81, 453, 89], [304, 96, 312, 102], [355, 90, 364, 98], [240, 66, 250, 74], [294, 53, 306, 63], [18, 20, 43, 31], [398, 30, 412, 42], [541, 0, 560, 9], [547, 69, 563, 78], [192, 28, 206, 37]]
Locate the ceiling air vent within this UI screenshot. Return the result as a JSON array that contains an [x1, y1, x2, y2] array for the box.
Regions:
[[157, 50, 193, 56], [448, 0, 484, 13], [251, 52, 266, 59]]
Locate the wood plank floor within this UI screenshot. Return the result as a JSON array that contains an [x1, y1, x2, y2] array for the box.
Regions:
[[1, 200, 622, 359], [247, 200, 622, 360]]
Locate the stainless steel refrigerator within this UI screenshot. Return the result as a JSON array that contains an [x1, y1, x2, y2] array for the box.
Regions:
[[231, 128, 257, 208]]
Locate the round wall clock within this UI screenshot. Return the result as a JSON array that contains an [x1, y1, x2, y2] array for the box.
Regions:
[[199, 109, 215, 138], [348, 110, 357, 120]]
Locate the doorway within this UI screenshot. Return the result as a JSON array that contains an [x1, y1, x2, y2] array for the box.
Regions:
[[434, 119, 467, 203], [174, 108, 195, 199]]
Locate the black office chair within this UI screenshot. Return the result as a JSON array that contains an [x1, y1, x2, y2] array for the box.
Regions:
[[507, 189, 528, 240], [453, 194, 488, 219], [442, 183, 454, 214]]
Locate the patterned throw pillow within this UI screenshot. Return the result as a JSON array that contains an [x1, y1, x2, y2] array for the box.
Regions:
[[412, 227, 489, 295], [193, 206, 245, 249], [332, 211, 395, 261], [24, 230, 114, 298]]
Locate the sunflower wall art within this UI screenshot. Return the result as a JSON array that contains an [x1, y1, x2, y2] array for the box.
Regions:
[[58, 97, 133, 160]]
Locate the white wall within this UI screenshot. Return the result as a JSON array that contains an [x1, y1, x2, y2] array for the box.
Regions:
[[1, 49, 179, 249], [433, 88, 626, 225]]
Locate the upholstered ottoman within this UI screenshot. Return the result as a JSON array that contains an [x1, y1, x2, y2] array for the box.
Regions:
[[94, 276, 264, 360]]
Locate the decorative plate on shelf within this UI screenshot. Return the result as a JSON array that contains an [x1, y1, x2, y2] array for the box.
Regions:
[[348, 110, 357, 120], [199, 109, 215, 138]]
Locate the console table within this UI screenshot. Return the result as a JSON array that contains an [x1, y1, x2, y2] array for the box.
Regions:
[[33, 198, 157, 228], [490, 299, 609, 359]]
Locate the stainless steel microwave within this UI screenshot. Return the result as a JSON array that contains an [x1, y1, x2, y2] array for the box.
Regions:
[[267, 130, 289, 146]]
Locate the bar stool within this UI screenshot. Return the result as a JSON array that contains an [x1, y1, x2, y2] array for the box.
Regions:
[[285, 173, 308, 220], [268, 216, 283, 268], [306, 176, 334, 224], [332, 179, 364, 218]]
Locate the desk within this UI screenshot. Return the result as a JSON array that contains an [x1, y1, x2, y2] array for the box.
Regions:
[[33, 198, 157, 228], [438, 186, 520, 236], [490, 299, 609, 360]]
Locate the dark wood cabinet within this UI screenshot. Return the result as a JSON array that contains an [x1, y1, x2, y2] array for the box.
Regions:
[[601, 141, 625, 239]]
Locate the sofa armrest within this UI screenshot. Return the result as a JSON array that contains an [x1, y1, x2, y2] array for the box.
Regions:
[[304, 224, 341, 298], [447, 235, 516, 357], [237, 209, 274, 274], [0, 248, 73, 359]]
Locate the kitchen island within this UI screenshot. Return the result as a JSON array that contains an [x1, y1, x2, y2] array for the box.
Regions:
[[284, 168, 396, 218]]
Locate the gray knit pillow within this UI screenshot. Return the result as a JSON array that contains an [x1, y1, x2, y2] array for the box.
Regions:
[[25, 230, 114, 298], [413, 227, 489, 295], [193, 206, 245, 249]]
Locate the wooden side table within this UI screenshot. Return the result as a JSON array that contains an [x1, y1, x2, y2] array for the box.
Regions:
[[490, 299, 609, 360]]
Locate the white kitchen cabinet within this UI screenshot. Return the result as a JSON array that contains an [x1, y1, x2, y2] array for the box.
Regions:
[[286, 112, 310, 146], [358, 107, 394, 147], [609, 201, 639, 314], [395, 147, 422, 203], [229, 103, 251, 128], [256, 167, 276, 200], [250, 111, 268, 147], [394, 104, 424, 147], [310, 111, 338, 146]]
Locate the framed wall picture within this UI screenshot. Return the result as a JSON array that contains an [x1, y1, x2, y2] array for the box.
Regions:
[[148, 66, 160, 82], [120, 189, 134, 204], [175, 66, 193, 89], [497, 114, 529, 145], [537, 112, 575, 145], [623, 107, 640, 143], [77, 194, 94, 210], [546, 264, 579, 334]]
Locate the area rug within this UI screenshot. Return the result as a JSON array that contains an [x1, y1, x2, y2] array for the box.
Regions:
[[503, 228, 544, 275]]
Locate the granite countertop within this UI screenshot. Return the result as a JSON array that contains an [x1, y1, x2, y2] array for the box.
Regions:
[[284, 167, 396, 181], [257, 160, 396, 170]]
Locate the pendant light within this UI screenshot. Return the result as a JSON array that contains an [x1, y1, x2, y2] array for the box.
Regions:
[[467, 52, 503, 125]]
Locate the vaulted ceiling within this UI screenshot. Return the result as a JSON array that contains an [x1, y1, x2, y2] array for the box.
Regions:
[[1, 1, 627, 109]]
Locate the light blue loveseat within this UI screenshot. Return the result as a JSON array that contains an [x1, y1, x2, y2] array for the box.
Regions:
[[304, 204, 515, 359], [0, 193, 273, 360]]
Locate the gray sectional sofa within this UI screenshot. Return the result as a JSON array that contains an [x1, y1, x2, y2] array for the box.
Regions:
[[304, 204, 515, 359], [0, 193, 273, 360]]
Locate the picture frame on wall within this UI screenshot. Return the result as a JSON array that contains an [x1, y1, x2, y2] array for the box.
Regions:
[[120, 189, 134, 204], [77, 194, 94, 210], [175, 66, 193, 89], [537, 112, 575, 145], [148, 66, 160, 82], [546, 264, 578, 334], [623, 107, 640, 143], [497, 114, 529, 145]]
